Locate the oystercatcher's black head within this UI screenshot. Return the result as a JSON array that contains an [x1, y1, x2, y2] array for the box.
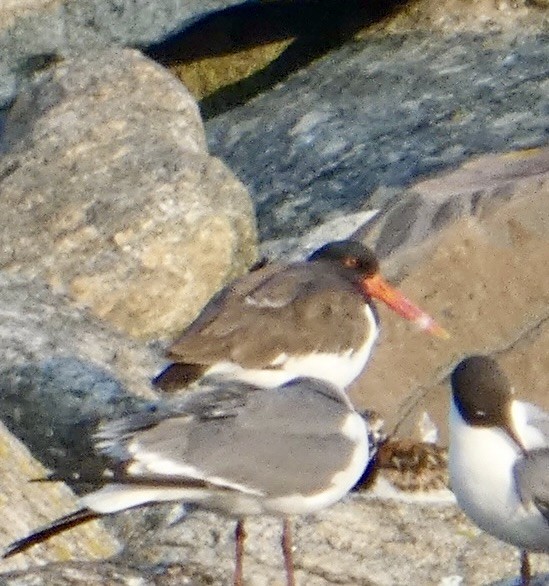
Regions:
[[308, 240, 379, 278], [451, 355, 512, 428], [308, 240, 448, 338]]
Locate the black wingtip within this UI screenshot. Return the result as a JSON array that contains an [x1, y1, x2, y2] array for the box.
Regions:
[[152, 362, 206, 391], [3, 509, 99, 559], [30, 471, 81, 483]]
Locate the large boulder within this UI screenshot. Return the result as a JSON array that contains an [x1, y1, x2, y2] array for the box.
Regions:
[[0, 47, 257, 341]]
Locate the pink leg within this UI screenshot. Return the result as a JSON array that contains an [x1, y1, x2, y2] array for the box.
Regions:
[[234, 519, 246, 586], [281, 518, 296, 586]]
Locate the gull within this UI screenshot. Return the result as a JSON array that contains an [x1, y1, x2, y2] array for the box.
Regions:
[[448, 355, 549, 585], [4, 376, 370, 586]]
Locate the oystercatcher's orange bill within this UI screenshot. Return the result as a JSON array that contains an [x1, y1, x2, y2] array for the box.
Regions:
[[361, 273, 449, 338]]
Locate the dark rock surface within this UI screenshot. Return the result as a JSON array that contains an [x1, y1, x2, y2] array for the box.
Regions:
[[207, 32, 549, 240]]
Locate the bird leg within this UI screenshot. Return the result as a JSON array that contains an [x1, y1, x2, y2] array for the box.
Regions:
[[520, 550, 531, 586], [281, 517, 296, 586], [234, 519, 246, 586]]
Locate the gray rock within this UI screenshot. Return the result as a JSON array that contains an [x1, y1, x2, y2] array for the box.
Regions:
[[0, 47, 257, 341], [0, 560, 227, 585], [0, 0, 240, 106], [0, 271, 159, 478], [206, 32, 549, 241], [0, 418, 120, 574], [0, 270, 157, 572], [355, 147, 549, 266], [0, 562, 149, 586], [4, 496, 549, 585]]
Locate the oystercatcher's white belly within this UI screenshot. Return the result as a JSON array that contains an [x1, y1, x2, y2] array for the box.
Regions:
[[205, 304, 378, 390]]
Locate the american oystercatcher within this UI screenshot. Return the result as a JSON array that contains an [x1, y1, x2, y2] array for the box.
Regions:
[[153, 240, 448, 392], [449, 355, 549, 585], [3, 377, 370, 586]]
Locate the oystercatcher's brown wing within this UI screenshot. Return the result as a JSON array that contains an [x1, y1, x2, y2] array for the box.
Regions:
[[164, 262, 367, 369]]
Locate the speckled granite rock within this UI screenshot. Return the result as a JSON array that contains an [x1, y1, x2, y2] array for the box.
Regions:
[[0, 271, 159, 480], [0, 47, 257, 341], [3, 495, 549, 585], [0, 419, 119, 574]]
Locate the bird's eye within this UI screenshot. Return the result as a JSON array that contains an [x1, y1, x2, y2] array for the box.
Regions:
[[343, 256, 359, 268]]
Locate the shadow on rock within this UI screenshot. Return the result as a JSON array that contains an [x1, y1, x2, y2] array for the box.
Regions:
[[0, 357, 151, 492], [144, 0, 412, 118]]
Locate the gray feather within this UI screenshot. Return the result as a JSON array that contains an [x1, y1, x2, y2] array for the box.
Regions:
[[514, 448, 549, 523], [523, 402, 549, 440], [95, 378, 362, 498]]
